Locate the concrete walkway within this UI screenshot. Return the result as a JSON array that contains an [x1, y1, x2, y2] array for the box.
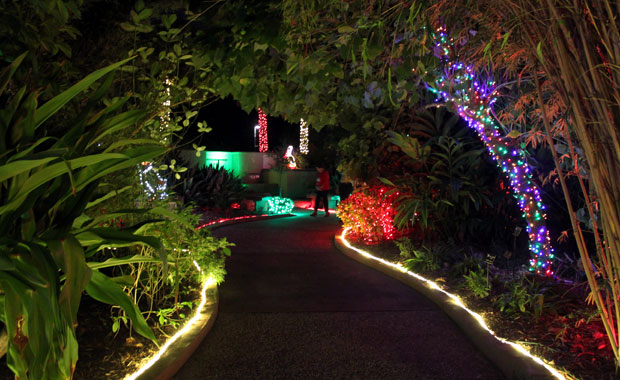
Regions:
[[175, 210, 505, 380]]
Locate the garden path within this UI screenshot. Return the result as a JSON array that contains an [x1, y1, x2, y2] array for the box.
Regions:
[[175, 209, 504, 380]]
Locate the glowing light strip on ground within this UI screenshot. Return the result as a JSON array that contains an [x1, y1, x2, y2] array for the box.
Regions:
[[339, 228, 567, 380], [124, 274, 217, 380], [195, 215, 268, 230]]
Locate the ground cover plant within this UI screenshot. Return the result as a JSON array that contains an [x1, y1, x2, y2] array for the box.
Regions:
[[347, 237, 616, 380]]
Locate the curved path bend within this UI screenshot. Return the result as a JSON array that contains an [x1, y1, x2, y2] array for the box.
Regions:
[[175, 210, 504, 380]]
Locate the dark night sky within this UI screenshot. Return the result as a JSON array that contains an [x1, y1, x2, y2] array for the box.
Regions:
[[190, 97, 300, 152]]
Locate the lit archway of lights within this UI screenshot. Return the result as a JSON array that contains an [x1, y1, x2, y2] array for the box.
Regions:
[[258, 108, 268, 152], [427, 27, 554, 275]]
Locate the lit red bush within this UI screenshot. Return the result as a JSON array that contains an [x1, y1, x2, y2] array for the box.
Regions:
[[336, 185, 407, 244]]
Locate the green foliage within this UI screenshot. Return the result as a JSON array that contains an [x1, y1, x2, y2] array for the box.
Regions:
[[170, 164, 246, 210], [0, 55, 167, 379], [463, 266, 491, 298], [187, 0, 435, 130], [0, 0, 82, 91], [385, 109, 512, 243], [494, 280, 531, 316], [110, 202, 232, 333], [395, 238, 439, 273], [494, 277, 546, 318]]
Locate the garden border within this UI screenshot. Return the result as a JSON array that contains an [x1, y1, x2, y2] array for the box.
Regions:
[[129, 213, 295, 380], [333, 230, 560, 380]]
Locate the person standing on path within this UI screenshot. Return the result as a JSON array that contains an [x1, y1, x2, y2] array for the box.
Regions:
[[311, 165, 330, 217]]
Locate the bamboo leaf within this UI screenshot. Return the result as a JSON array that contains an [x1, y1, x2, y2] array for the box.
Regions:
[[536, 41, 545, 64]]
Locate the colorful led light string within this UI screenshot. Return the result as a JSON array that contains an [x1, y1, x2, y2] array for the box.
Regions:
[[428, 27, 554, 275], [258, 108, 268, 152], [299, 118, 309, 154]]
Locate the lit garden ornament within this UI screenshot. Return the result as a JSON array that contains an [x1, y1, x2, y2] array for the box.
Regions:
[[284, 145, 297, 169], [139, 77, 173, 200], [299, 118, 309, 154], [428, 27, 554, 275], [138, 162, 168, 200], [265, 196, 294, 215], [253, 125, 260, 149], [258, 108, 268, 152]]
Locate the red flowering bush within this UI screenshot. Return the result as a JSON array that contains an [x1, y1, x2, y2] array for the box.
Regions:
[[337, 185, 408, 244]]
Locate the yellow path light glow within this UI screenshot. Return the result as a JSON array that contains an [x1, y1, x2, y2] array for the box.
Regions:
[[124, 273, 217, 380], [339, 228, 568, 380]]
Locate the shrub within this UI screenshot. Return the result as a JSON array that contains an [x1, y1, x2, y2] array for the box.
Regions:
[[463, 266, 491, 298], [170, 164, 246, 210], [337, 185, 408, 244]]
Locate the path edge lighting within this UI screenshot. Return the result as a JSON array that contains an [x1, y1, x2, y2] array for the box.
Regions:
[[335, 227, 568, 380], [124, 275, 218, 380]]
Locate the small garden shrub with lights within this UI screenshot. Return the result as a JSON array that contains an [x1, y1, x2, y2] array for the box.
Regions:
[[336, 185, 410, 244]]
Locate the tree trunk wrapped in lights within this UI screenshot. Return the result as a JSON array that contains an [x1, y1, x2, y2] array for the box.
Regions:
[[258, 108, 268, 152], [430, 0, 620, 364]]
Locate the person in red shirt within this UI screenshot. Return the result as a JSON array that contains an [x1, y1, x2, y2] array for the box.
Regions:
[[311, 166, 330, 217]]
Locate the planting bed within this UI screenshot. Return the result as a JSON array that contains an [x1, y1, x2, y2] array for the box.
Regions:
[[348, 240, 616, 380]]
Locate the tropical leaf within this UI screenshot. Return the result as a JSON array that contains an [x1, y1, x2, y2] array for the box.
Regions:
[[87, 254, 164, 271], [34, 57, 135, 130], [85, 270, 156, 343], [0, 157, 57, 183]]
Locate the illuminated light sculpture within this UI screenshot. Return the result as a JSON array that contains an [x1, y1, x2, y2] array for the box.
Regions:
[[253, 125, 260, 149], [284, 145, 297, 169], [265, 196, 294, 215], [138, 161, 168, 200], [299, 118, 309, 154], [428, 27, 554, 275], [137, 77, 174, 200], [258, 108, 268, 152], [339, 228, 567, 380]]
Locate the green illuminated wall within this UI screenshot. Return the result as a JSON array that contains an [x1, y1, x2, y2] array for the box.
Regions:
[[201, 151, 274, 178], [203, 151, 243, 176]]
